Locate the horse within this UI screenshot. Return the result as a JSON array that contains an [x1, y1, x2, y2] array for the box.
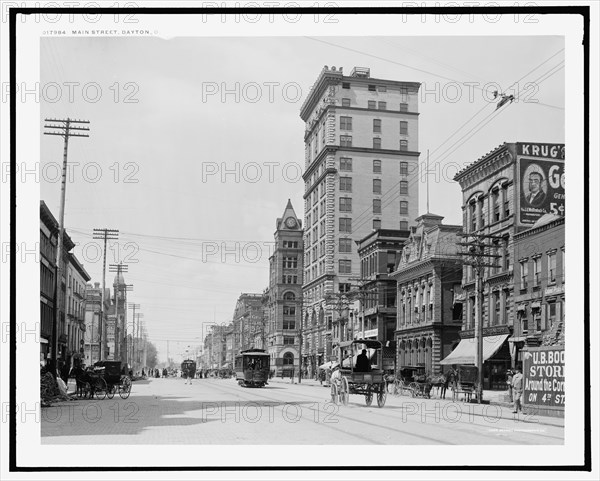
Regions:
[[428, 373, 447, 399]]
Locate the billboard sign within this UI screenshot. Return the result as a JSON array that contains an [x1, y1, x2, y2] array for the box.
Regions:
[[522, 346, 564, 409], [516, 143, 565, 226]]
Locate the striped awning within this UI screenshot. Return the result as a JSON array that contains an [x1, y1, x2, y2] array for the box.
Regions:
[[440, 334, 509, 365]]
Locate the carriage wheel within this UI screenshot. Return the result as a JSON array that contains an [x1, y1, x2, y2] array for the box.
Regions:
[[95, 378, 107, 400], [119, 376, 132, 399], [365, 385, 373, 406], [409, 382, 418, 398], [377, 383, 387, 408], [330, 383, 339, 405], [340, 377, 350, 406], [106, 384, 115, 399]]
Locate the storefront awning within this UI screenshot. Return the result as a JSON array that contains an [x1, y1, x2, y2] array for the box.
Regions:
[[440, 334, 509, 365]]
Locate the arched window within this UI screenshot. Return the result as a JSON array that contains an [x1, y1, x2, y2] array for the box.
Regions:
[[283, 352, 294, 365], [283, 292, 296, 301]]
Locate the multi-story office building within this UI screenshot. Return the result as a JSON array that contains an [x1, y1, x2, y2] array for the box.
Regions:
[[299, 66, 421, 371], [451, 142, 564, 389], [264, 200, 304, 377]]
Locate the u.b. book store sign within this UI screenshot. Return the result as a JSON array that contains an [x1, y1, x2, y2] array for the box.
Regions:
[[522, 347, 564, 412]]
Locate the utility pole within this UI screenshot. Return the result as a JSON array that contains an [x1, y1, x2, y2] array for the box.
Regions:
[[93, 229, 119, 361], [134, 312, 144, 372], [297, 294, 305, 384], [44, 117, 90, 377], [457, 233, 504, 403], [127, 303, 140, 369]]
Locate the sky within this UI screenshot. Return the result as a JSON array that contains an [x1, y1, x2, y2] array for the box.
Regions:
[[40, 35, 565, 363]]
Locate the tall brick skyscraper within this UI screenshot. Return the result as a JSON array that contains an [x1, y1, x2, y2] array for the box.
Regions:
[[299, 66, 421, 375]]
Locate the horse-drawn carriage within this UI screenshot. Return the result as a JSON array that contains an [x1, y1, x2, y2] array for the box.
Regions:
[[330, 340, 387, 408], [387, 366, 448, 398], [76, 361, 132, 400], [450, 365, 479, 402]]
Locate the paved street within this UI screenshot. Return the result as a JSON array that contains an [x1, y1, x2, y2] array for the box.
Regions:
[[41, 377, 564, 445]]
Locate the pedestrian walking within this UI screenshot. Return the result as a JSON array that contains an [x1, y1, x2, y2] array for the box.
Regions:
[[440, 372, 449, 400], [60, 361, 70, 385], [512, 366, 524, 413], [506, 369, 514, 402]]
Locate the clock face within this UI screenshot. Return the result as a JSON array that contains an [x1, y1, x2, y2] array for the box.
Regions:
[[285, 217, 297, 228]]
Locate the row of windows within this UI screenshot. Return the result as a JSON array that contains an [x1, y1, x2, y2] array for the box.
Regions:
[[468, 183, 512, 231], [41, 264, 54, 298], [339, 158, 410, 175], [463, 290, 511, 329], [339, 92, 410, 112], [342, 82, 408, 97], [518, 300, 562, 334], [337, 217, 408, 234], [340, 135, 408, 151], [338, 197, 409, 215], [40, 232, 55, 261], [282, 256, 298, 269], [518, 249, 563, 290], [340, 116, 409, 134]]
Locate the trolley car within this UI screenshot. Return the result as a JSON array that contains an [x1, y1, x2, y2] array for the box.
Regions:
[[181, 359, 196, 379], [234, 348, 270, 388]]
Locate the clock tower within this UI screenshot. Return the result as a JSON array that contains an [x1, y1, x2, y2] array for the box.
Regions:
[[264, 200, 304, 378]]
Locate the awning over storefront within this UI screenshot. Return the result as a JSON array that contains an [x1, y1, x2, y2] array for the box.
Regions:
[[440, 334, 509, 365]]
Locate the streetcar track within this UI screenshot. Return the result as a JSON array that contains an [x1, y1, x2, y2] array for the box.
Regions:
[[197, 379, 460, 445], [196, 379, 563, 444]]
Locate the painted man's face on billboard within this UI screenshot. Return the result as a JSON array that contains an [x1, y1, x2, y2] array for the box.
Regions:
[[528, 172, 544, 194]]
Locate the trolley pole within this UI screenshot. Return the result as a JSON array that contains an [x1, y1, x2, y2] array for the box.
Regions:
[[44, 118, 89, 377]]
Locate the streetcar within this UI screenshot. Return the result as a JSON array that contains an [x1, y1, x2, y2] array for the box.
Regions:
[[234, 348, 270, 388], [181, 359, 197, 379]]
